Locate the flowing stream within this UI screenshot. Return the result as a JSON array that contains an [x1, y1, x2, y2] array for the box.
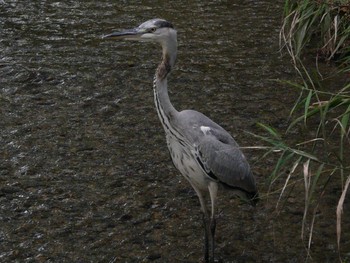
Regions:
[[1, 1, 349, 262]]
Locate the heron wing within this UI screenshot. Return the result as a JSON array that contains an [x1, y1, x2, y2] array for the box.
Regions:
[[197, 128, 256, 192], [177, 110, 256, 193]]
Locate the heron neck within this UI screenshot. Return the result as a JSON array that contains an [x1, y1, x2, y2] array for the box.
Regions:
[[154, 44, 178, 127], [156, 40, 177, 80], [154, 72, 177, 123]]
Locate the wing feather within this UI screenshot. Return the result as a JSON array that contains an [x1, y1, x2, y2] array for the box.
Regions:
[[197, 133, 256, 193], [177, 110, 257, 193]]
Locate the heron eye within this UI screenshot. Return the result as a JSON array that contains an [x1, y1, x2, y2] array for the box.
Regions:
[[149, 27, 157, 33]]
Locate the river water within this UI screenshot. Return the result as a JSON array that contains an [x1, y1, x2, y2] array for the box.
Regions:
[[1, 0, 349, 262]]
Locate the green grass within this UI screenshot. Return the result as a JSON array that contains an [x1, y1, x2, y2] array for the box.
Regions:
[[281, 0, 350, 64], [259, 0, 350, 259]]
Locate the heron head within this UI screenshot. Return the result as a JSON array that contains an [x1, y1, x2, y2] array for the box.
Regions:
[[104, 18, 178, 71], [103, 18, 177, 45]]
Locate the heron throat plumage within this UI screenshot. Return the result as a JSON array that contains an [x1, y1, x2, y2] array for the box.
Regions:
[[156, 53, 173, 80], [156, 30, 177, 80], [153, 30, 178, 125]]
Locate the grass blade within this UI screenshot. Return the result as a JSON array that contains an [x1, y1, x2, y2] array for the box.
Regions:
[[337, 175, 350, 250]]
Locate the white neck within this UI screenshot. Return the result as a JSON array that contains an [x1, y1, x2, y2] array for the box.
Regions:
[[153, 29, 178, 129], [156, 29, 177, 80]]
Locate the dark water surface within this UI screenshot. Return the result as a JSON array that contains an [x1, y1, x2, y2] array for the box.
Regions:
[[1, 1, 349, 262]]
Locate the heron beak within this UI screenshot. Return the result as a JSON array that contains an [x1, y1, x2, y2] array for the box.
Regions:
[[102, 28, 143, 40]]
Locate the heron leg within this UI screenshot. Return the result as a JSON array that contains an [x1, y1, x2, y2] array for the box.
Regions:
[[192, 187, 210, 263], [210, 216, 216, 262], [202, 212, 210, 263], [208, 182, 218, 263]]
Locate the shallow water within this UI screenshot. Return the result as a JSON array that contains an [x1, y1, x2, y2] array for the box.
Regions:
[[1, 0, 349, 262]]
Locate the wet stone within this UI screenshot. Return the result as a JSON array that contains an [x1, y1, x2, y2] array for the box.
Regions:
[[119, 213, 133, 222], [0, 185, 22, 194], [146, 253, 161, 261]]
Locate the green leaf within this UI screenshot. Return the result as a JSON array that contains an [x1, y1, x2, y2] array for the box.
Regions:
[[340, 104, 350, 137], [308, 163, 324, 203], [304, 90, 313, 125], [257, 123, 281, 139], [290, 148, 319, 162]]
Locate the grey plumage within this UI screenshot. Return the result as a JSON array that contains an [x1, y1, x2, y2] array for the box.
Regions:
[[104, 18, 258, 263]]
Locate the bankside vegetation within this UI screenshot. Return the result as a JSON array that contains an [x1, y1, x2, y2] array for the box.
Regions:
[[257, 0, 350, 259]]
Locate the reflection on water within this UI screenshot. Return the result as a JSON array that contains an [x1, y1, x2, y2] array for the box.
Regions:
[[1, 0, 349, 262]]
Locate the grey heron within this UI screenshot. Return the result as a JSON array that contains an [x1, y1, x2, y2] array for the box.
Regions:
[[103, 18, 258, 263]]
